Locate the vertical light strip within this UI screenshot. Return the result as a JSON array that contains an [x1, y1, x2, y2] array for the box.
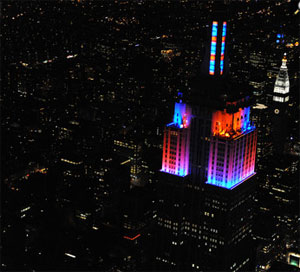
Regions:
[[209, 21, 218, 75], [220, 21, 227, 75]]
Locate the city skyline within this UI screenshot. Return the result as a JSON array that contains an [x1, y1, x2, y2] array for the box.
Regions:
[[1, 1, 299, 271]]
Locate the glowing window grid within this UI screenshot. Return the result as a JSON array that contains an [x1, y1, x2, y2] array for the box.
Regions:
[[209, 21, 218, 75], [161, 102, 191, 177], [207, 106, 257, 190], [206, 131, 257, 190]]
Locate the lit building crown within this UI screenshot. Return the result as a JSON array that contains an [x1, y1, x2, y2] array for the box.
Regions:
[[168, 102, 192, 129], [281, 53, 287, 69], [207, 106, 257, 190], [161, 101, 192, 177], [211, 106, 255, 139], [273, 53, 290, 103]]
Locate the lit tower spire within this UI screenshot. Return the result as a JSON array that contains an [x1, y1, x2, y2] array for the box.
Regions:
[[272, 53, 290, 155], [209, 20, 227, 76], [200, 4, 229, 78], [273, 53, 290, 104]]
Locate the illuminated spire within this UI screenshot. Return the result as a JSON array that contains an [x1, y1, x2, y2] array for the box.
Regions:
[[273, 53, 289, 103], [200, 3, 230, 78], [281, 52, 287, 68], [208, 20, 227, 76]]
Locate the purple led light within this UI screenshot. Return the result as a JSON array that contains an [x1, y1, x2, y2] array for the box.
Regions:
[[161, 102, 191, 177], [207, 106, 257, 189]]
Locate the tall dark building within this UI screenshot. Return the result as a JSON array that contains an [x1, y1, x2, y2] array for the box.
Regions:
[[272, 53, 290, 156]]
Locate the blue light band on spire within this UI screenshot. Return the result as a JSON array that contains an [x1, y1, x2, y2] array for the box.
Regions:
[[209, 21, 218, 75], [220, 22, 227, 75]]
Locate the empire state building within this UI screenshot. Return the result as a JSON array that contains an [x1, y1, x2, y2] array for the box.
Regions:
[[155, 12, 257, 271]]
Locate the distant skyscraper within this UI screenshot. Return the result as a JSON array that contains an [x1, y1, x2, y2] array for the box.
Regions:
[[272, 53, 290, 155], [273, 53, 290, 104]]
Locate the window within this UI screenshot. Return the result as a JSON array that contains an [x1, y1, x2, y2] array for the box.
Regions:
[[273, 96, 284, 103]]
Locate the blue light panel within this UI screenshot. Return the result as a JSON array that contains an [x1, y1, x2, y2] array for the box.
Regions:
[[222, 26, 226, 36], [206, 173, 256, 190], [221, 43, 225, 55], [212, 27, 218, 36], [220, 60, 224, 71], [160, 169, 187, 177]]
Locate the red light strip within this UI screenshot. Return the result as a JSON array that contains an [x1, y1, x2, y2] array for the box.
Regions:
[[123, 234, 141, 241], [220, 21, 227, 75]]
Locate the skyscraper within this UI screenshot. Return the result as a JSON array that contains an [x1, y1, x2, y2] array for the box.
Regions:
[[203, 97, 257, 271], [272, 53, 290, 155], [155, 15, 257, 271]]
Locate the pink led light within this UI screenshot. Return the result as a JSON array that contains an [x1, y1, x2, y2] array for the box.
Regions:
[[161, 102, 191, 177], [207, 106, 257, 189], [161, 127, 190, 177]]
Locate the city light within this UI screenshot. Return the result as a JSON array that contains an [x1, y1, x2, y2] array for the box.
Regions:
[[211, 106, 253, 138], [173, 102, 192, 129], [65, 253, 76, 259], [209, 21, 218, 75], [220, 22, 227, 75], [161, 102, 191, 177], [123, 234, 141, 241], [207, 106, 257, 189], [2, 1, 298, 271], [206, 173, 256, 190]]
